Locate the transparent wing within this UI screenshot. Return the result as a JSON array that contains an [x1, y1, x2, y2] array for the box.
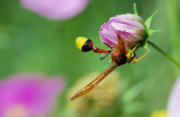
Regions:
[[69, 63, 118, 101], [100, 53, 111, 61]]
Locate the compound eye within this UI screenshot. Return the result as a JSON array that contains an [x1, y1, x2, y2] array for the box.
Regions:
[[76, 37, 93, 52]]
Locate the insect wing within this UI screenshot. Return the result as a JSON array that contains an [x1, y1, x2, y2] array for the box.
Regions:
[[69, 63, 117, 101], [117, 33, 125, 56], [100, 53, 111, 61]]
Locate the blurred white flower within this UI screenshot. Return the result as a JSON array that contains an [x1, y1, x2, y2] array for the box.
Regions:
[[20, 0, 89, 20], [167, 77, 180, 117], [150, 77, 180, 117]]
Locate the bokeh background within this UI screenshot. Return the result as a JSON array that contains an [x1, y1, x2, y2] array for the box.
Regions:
[[0, 0, 179, 117]]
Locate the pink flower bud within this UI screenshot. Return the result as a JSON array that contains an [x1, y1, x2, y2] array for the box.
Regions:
[[99, 14, 147, 49]]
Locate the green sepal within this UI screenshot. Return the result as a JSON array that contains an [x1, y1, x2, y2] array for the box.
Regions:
[[148, 29, 161, 36], [133, 3, 138, 16], [141, 29, 160, 51], [145, 11, 158, 30], [142, 42, 150, 52], [138, 30, 150, 50], [141, 11, 159, 51]]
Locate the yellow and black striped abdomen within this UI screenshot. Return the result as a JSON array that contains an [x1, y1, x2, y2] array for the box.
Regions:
[[76, 37, 93, 52]]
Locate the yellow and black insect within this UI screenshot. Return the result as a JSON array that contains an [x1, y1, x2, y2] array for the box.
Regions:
[[70, 33, 148, 101]]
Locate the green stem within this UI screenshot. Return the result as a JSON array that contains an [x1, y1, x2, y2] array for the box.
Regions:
[[147, 40, 180, 68]]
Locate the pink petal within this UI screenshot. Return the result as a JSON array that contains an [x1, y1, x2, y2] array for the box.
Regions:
[[0, 74, 66, 117], [99, 14, 146, 48], [20, 0, 89, 20]]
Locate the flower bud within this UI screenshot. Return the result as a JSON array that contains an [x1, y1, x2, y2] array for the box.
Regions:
[[99, 14, 147, 49]]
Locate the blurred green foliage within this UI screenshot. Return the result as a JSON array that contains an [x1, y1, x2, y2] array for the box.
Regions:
[[0, 0, 179, 117]]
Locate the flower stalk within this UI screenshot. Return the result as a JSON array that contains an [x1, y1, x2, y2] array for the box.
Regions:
[[148, 40, 180, 68]]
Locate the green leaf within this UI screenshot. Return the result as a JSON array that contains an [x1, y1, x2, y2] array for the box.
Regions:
[[133, 3, 138, 15], [123, 101, 145, 114], [145, 11, 158, 30], [122, 80, 147, 102]]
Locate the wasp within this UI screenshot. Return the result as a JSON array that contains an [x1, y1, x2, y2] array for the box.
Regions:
[[69, 33, 148, 101]]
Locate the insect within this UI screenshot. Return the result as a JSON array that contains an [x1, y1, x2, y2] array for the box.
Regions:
[[69, 33, 148, 101]]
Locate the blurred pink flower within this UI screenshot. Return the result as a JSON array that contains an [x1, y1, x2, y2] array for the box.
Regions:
[[20, 0, 89, 20], [0, 74, 65, 117], [167, 76, 180, 117], [99, 14, 147, 49]]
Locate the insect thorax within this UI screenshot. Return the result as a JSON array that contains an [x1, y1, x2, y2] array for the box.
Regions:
[[111, 51, 127, 66], [126, 52, 136, 63]]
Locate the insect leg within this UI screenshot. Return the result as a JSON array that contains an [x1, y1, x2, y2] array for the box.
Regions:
[[103, 42, 112, 49], [134, 49, 148, 62], [133, 56, 138, 64], [132, 43, 140, 52]]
